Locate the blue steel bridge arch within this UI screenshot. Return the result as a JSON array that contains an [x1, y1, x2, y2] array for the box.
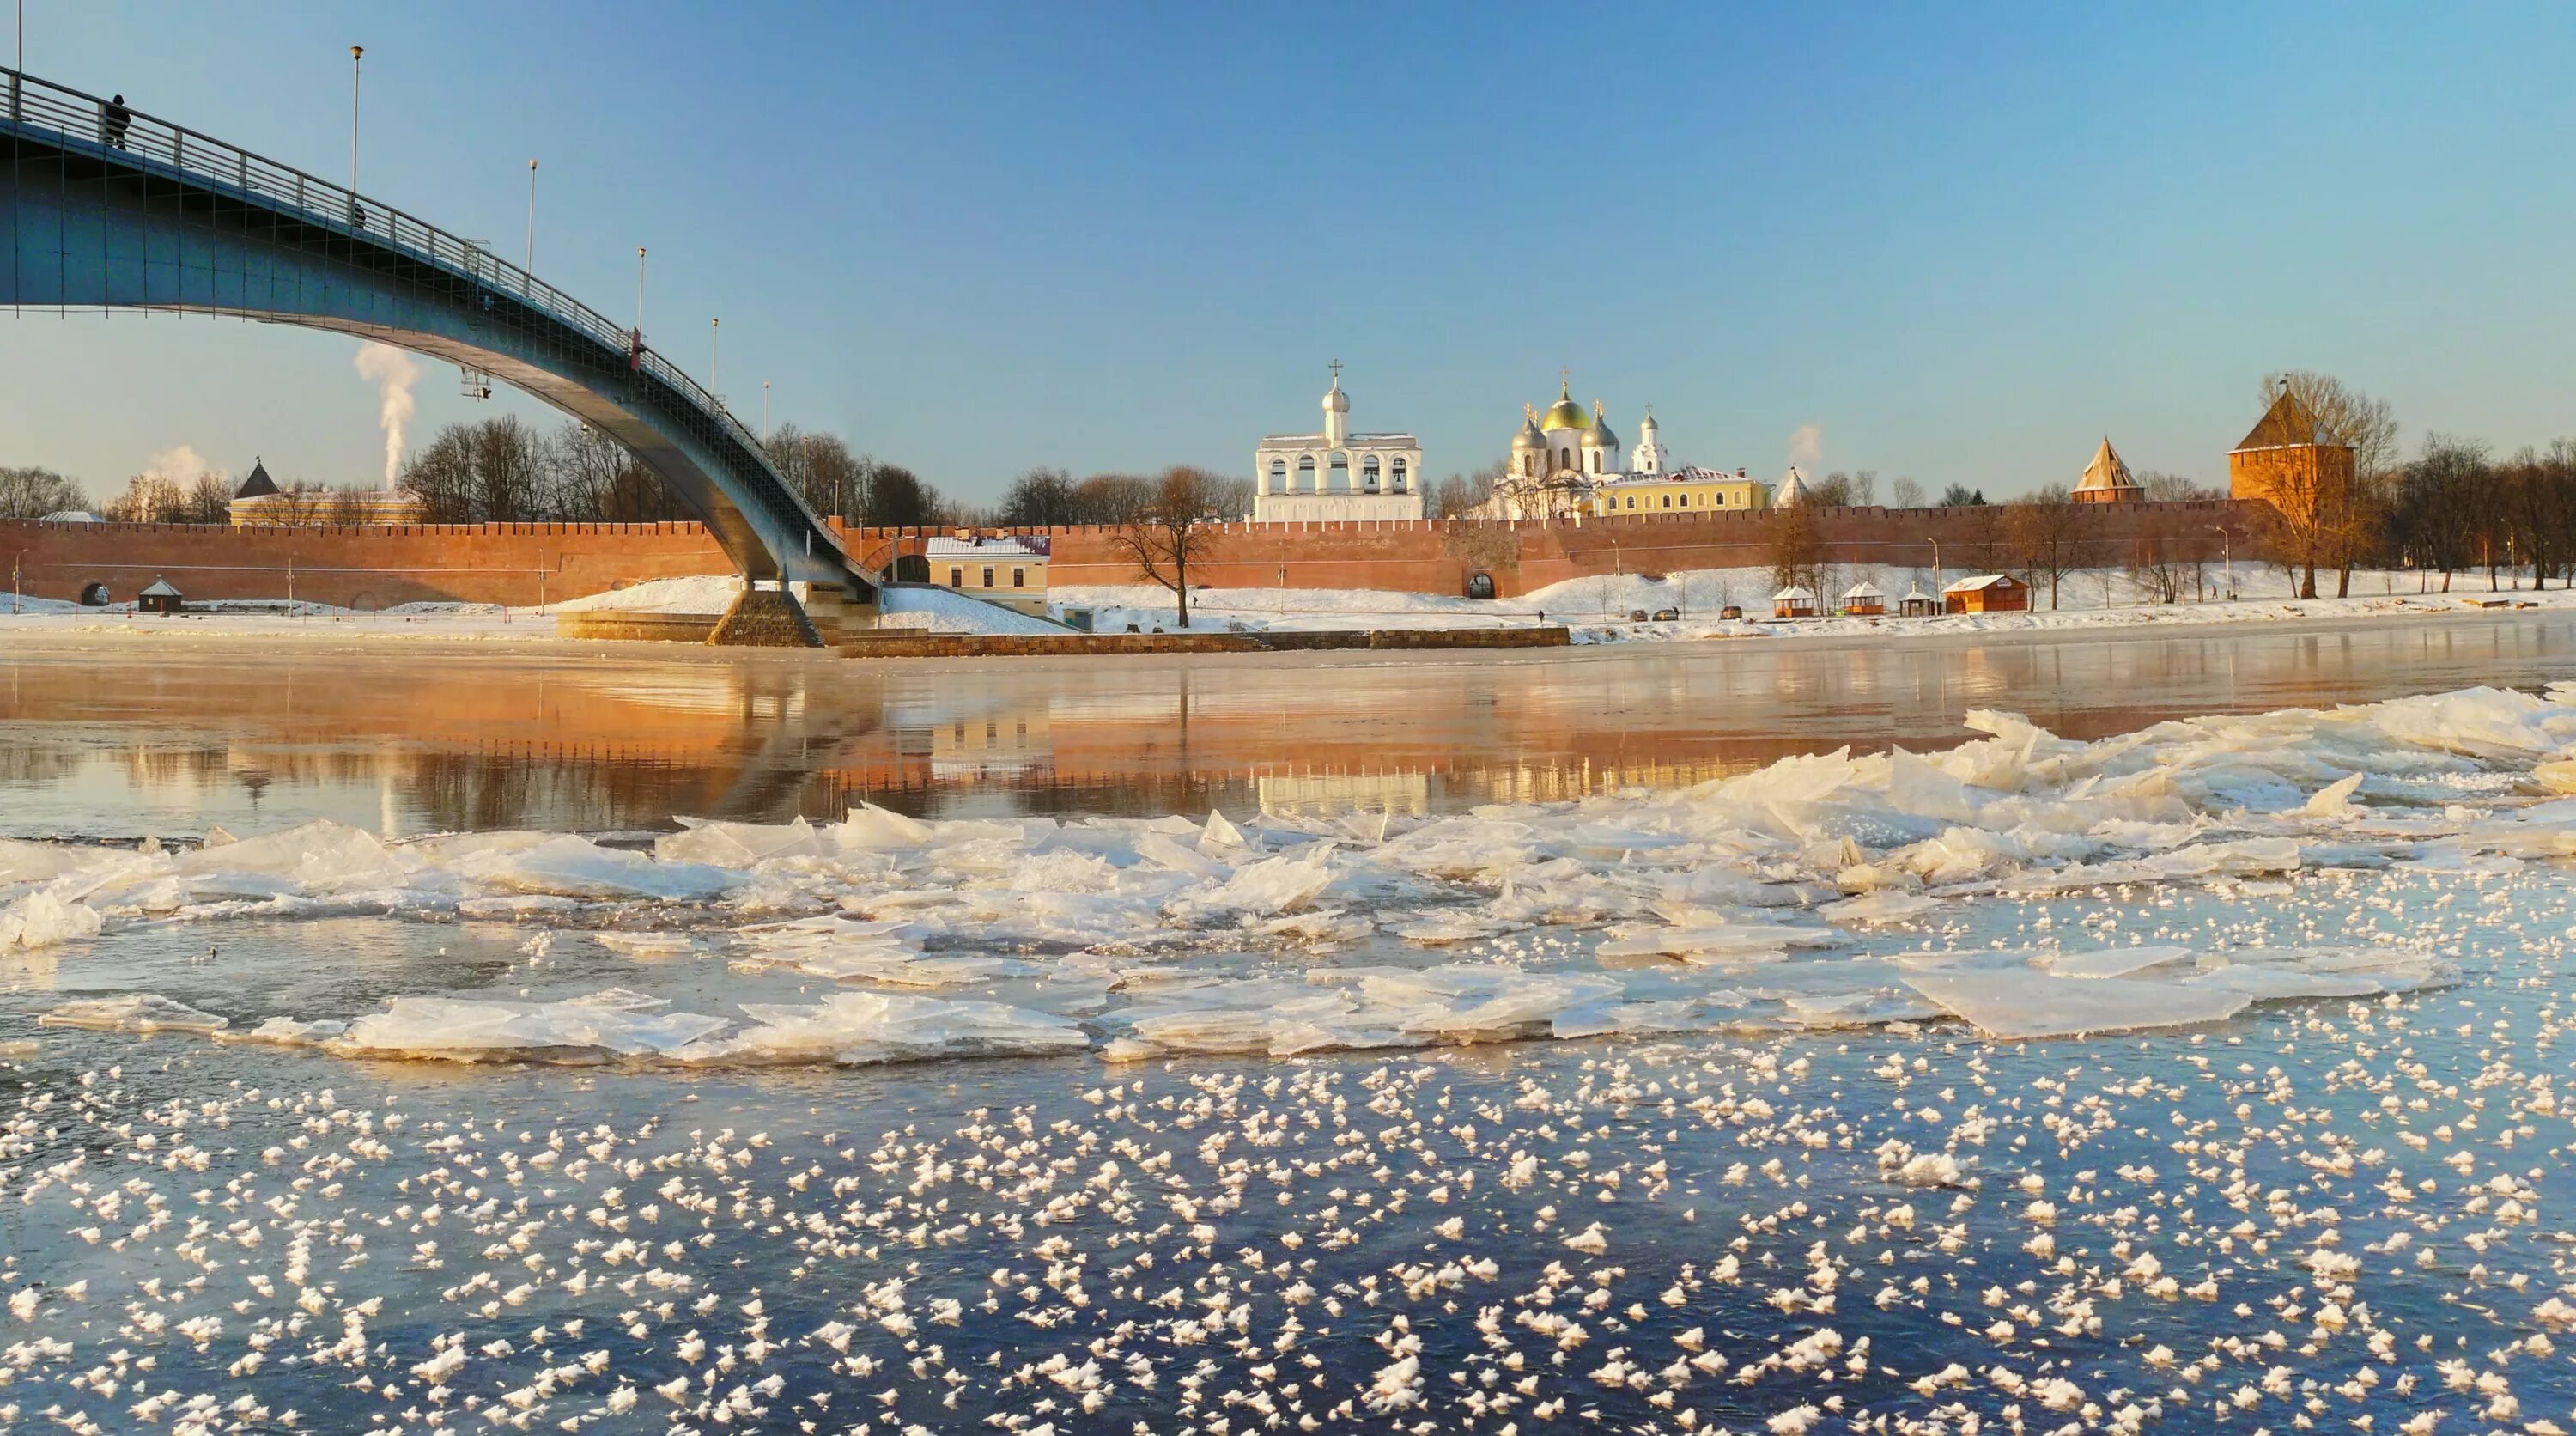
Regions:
[[0, 68, 872, 595]]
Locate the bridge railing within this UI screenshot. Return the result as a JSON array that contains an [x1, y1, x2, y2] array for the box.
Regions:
[[1, 65, 852, 572]]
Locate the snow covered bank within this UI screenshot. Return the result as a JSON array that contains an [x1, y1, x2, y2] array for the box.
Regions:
[[1057, 564, 2576, 643], [29, 681, 2576, 1066], [878, 583, 1069, 636]]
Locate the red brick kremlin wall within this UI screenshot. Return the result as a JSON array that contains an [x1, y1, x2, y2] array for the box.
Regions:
[[3, 500, 2259, 607]]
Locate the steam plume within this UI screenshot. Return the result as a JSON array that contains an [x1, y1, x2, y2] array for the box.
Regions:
[[142, 445, 222, 487], [353, 343, 420, 490], [1786, 423, 1823, 478]]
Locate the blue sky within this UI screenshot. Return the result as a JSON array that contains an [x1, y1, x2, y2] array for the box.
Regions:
[[6, 2, 2574, 502]]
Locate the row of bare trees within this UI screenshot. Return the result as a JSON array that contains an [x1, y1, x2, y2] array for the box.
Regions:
[[1765, 483, 2231, 609], [994, 467, 1255, 528], [0, 465, 92, 520], [2242, 371, 2576, 593]]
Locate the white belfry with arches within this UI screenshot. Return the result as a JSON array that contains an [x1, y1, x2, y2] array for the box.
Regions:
[[1251, 363, 1425, 523]]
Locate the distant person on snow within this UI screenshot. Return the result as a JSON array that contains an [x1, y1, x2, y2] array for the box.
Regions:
[[103, 94, 131, 149]]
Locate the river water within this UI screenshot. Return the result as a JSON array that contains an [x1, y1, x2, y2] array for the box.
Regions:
[[3, 617, 2574, 1433], [4, 610, 2573, 838]]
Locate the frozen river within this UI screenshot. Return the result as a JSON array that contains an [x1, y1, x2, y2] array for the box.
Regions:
[[3, 607, 2575, 838], [4, 614, 2576, 1433]]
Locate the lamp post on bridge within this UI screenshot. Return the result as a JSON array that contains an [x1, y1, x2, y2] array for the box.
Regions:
[[709, 317, 721, 409], [525, 159, 536, 279], [632, 246, 646, 362], [761, 380, 770, 442], [348, 46, 362, 198]]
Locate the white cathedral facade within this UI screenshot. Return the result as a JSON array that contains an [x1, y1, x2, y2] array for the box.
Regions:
[[1251, 364, 1425, 523]]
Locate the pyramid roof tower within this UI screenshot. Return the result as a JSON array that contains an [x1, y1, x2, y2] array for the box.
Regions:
[[1773, 468, 1810, 506], [2074, 436, 2143, 502], [2233, 387, 2347, 453], [233, 459, 279, 500]]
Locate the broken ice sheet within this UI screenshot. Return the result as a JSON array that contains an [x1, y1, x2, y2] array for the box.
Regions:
[[39, 993, 229, 1034], [685, 993, 1086, 1066], [332, 995, 728, 1062], [1905, 970, 2250, 1040], [0, 890, 105, 949]]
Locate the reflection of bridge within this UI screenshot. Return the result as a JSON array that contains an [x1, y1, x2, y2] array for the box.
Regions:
[[0, 68, 872, 602]]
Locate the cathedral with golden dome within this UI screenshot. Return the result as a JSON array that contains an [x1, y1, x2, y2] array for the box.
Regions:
[[1485, 373, 1769, 520]]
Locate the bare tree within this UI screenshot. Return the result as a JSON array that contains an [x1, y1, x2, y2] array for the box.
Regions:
[[1763, 501, 1827, 595], [998, 468, 1080, 526], [1072, 473, 1156, 526], [2252, 371, 2397, 599], [0, 465, 88, 519], [326, 487, 376, 526], [2002, 484, 2092, 608], [1432, 460, 1504, 520], [2125, 506, 2201, 604], [1109, 466, 1227, 628], [2393, 435, 2486, 592], [270, 483, 337, 527], [181, 473, 232, 525], [1887, 476, 1925, 509], [2136, 470, 2218, 502], [101, 472, 187, 523]]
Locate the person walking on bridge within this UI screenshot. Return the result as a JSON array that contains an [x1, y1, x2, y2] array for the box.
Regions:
[[102, 94, 132, 149]]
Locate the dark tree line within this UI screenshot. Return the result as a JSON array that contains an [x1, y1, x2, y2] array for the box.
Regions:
[[995, 467, 1253, 527], [0, 465, 92, 520], [2385, 437, 2576, 591], [397, 417, 969, 528]]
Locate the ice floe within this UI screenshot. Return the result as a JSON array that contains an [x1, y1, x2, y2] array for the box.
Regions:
[[21, 684, 2576, 1063]]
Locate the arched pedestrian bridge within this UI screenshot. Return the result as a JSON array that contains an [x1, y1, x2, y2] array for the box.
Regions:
[[0, 68, 874, 614]]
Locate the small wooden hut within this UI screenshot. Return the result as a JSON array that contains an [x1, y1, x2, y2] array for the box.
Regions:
[[137, 576, 185, 616], [1941, 574, 2029, 614]]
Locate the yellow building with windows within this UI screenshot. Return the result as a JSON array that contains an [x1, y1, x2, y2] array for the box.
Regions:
[[1589, 466, 1771, 517], [925, 535, 1049, 616]]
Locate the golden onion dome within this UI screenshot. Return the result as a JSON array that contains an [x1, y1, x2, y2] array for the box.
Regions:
[[1539, 377, 1589, 432]]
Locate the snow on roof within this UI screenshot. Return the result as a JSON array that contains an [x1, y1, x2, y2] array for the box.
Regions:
[[1771, 586, 1815, 601], [1841, 582, 1884, 599], [139, 577, 181, 597], [925, 536, 1050, 559], [38, 510, 100, 523], [1901, 587, 1934, 602], [1942, 574, 2018, 593]]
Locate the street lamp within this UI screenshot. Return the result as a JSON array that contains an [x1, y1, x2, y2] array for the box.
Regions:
[[524, 159, 536, 278], [2210, 525, 2233, 599], [633, 246, 646, 352], [709, 317, 721, 407], [348, 46, 362, 197]]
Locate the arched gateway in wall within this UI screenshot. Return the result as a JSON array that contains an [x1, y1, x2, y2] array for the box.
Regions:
[[0, 68, 873, 603]]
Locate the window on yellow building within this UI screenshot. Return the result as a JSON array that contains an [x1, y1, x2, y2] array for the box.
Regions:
[[1012, 568, 1025, 588], [981, 567, 995, 588], [949, 567, 963, 587]]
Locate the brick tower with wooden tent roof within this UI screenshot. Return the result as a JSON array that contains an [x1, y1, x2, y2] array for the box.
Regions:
[[2227, 383, 2352, 511], [2072, 436, 2143, 504]]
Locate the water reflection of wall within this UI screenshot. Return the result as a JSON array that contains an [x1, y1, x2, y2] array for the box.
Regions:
[[18, 617, 2576, 837], [1257, 770, 1431, 818]]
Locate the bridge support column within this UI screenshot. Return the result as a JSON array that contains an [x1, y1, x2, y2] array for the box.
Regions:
[[707, 585, 823, 648]]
